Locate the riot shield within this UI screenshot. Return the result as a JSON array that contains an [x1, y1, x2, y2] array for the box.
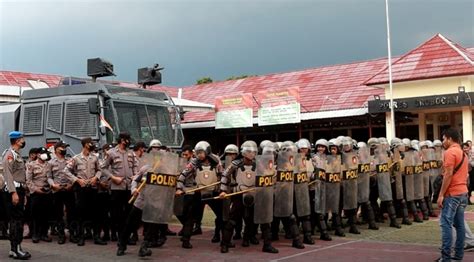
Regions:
[[341, 151, 358, 210], [294, 153, 311, 217], [421, 148, 431, 198], [254, 154, 275, 224], [325, 154, 341, 214], [173, 157, 188, 217], [391, 149, 404, 200], [312, 154, 326, 214], [413, 151, 424, 200], [357, 147, 371, 203], [142, 151, 179, 224], [403, 150, 415, 201], [274, 150, 295, 217], [374, 145, 392, 202]]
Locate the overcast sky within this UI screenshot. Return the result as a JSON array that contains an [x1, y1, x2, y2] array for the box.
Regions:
[[0, 0, 472, 86]]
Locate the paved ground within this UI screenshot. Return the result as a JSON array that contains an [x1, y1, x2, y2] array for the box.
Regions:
[[1, 219, 474, 261], [1, 204, 474, 261]]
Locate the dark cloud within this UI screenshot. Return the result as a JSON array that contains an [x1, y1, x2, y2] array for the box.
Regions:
[[0, 0, 472, 86]]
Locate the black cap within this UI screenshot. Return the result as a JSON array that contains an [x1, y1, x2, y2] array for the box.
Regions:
[[133, 141, 147, 151], [102, 143, 114, 151], [54, 141, 70, 149], [38, 147, 49, 154]]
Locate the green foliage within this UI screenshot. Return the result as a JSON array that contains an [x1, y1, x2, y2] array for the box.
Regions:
[[225, 75, 256, 81], [196, 77, 213, 85]]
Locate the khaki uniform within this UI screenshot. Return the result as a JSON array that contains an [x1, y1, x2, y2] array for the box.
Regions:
[[26, 160, 51, 194], [101, 147, 138, 190], [64, 153, 101, 185], [3, 148, 26, 193]]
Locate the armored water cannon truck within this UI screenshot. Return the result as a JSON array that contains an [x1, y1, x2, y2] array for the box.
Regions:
[[0, 58, 184, 157]]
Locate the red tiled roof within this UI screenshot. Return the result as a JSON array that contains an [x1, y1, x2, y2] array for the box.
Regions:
[[365, 34, 474, 85], [2, 34, 473, 125], [0, 71, 63, 87], [150, 57, 391, 123]]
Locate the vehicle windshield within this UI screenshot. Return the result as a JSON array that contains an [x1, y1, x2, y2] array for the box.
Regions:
[[113, 101, 183, 147]]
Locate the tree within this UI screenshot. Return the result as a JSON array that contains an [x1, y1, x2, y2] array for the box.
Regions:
[[225, 75, 256, 81], [196, 77, 213, 85]]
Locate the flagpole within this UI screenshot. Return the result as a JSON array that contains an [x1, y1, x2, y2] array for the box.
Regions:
[[385, 0, 396, 140]]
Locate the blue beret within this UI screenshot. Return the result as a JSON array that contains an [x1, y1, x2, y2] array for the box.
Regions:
[[8, 131, 23, 139]]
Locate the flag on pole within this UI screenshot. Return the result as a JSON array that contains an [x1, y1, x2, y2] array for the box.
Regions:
[[99, 115, 114, 132]]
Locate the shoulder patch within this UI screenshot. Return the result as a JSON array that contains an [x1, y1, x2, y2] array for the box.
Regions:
[[7, 155, 13, 163]]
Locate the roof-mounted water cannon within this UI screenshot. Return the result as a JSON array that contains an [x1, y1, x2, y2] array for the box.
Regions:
[[138, 64, 164, 89], [87, 58, 115, 82]]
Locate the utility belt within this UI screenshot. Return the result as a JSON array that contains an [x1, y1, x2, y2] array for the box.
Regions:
[[2, 181, 26, 193]]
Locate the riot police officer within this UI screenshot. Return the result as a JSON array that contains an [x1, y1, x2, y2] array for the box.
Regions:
[[220, 141, 278, 254], [176, 141, 223, 249]]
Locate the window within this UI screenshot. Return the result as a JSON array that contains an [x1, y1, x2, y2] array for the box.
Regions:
[[64, 101, 98, 139], [22, 103, 45, 135], [46, 103, 63, 133]]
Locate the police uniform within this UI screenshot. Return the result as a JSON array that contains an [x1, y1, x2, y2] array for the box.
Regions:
[[26, 154, 53, 243], [101, 146, 139, 240], [48, 150, 76, 244], [64, 150, 103, 246], [2, 131, 31, 259], [176, 152, 224, 248]]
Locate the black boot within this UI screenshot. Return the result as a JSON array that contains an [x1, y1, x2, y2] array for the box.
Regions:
[[263, 244, 279, 253], [315, 214, 332, 241], [302, 220, 314, 244], [220, 244, 229, 253], [333, 214, 345, 237], [138, 241, 152, 257], [212, 221, 221, 243], [387, 201, 401, 228], [409, 201, 423, 223], [94, 235, 107, 245], [400, 200, 412, 225], [292, 239, 305, 249], [289, 216, 304, 249], [9, 244, 32, 260], [192, 223, 202, 235], [425, 197, 437, 217], [347, 210, 361, 234], [419, 199, 429, 220], [58, 231, 66, 245], [365, 202, 379, 230], [182, 240, 193, 249]]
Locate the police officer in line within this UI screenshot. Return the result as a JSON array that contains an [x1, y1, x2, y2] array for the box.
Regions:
[[311, 139, 332, 241], [96, 143, 114, 243], [48, 141, 76, 244], [175, 141, 224, 249], [220, 144, 242, 241], [101, 132, 139, 242], [219, 141, 279, 254], [26, 147, 53, 243], [2, 131, 32, 259], [117, 141, 157, 258], [64, 137, 107, 246], [23, 147, 40, 240]]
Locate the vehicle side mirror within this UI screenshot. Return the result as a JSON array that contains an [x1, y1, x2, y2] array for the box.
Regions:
[[88, 98, 99, 114]]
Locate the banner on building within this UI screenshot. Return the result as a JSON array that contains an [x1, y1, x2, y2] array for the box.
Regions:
[[215, 93, 253, 129], [256, 87, 301, 126]]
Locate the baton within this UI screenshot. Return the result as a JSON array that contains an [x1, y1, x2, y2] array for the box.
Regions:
[[128, 178, 146, 204], [185, 181, 221, 194], [201, 188, 256, 201]]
